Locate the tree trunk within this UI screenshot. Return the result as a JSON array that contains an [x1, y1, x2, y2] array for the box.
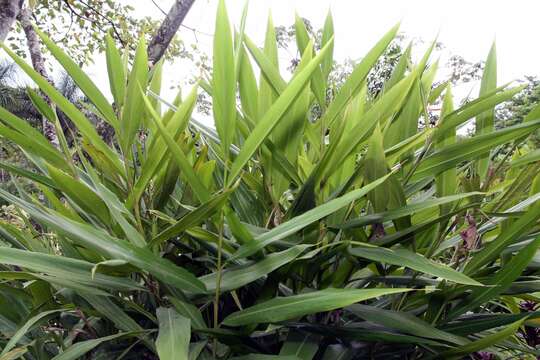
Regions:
[[147, 0, 196, 66], [18, 7, 58, 146], [0, 0, 22, 42]]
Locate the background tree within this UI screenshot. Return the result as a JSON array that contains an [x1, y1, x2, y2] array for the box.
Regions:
[[147, 0, 196, 66], [0, 60, 39, 123], [0, 60, 36, 191], [0, 0, 198, 142], [0, 0, 21, 42], [497, 76, 540, 146], [1, 0, 194, 66]]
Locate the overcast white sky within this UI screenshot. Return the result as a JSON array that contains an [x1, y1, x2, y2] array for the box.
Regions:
[[116, 0, 539, 85], [192, 0, 538, 79], [84, 0, 540, 113]]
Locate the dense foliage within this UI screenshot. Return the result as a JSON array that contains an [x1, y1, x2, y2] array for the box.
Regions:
[[1, 1, 540, 359], [5, 0, 187, 66]]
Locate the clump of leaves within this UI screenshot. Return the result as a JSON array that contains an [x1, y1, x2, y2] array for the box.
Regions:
[[1, 1, 540, 359]]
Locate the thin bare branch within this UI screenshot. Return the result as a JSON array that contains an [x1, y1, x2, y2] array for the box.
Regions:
[[0, 0, 23, 42], [147, 0, 196, 65]]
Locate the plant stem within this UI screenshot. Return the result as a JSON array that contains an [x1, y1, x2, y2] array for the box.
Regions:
[[213, 210, 225, 328], [212, 209, 225, 357]]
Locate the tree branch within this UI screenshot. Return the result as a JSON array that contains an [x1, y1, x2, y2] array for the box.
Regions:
[[0, 0, 23, 42], [62, 0, 126, 48], [18, 7, 58, 146], [150, 0, 168, 16], [149, 0, 211, 38], [147, 0, 196, 66], [77, 0, 127, 48]]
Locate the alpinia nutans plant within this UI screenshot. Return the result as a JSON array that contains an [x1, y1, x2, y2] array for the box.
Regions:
[[1, 1, 540, 359]]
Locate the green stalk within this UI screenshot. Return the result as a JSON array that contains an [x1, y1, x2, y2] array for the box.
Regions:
[[213, 209, 225, 328]]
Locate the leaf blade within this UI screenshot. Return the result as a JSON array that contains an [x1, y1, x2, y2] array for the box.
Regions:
[[223, 288, 411, 326]]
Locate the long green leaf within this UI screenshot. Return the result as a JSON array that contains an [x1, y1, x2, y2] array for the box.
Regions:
[[121, 37, 148, 151], [364, 124, 389, 212], [412, 119, 540, 181], [0, 105, 57, 151], [321, 23, 400, 129], [143, 94, 209, 203], [321, 10, 334, 79], [336, 192, 480, 229], [476, 42, 497, 180], [234, 173, 391, 259], [294, 13, 325, 108], [349, 245, 482, 286], [35, 27, 118, 127], [510, 149, 540, 168], [231, 356, 299, 360], [0, 189, 206, 293], [320, 70, 417, 180], [156, 307, 190, 360], [0, 123, 67, 171], [82, 294, 144, 335], [201, 245, 309, 292], [0, 347, 28, 360], [435, 86, 457, 215], [151, 190, 231, 246], [213, 0, 236, 164], [47, 165, 110, 224], [51, 332, 132, 360], [228, 38, 334, 186], [438, 319, 524, 358], [0, 247, 141, 291], [346, 304, 467, 345], [464, 201, 540, 274], [0, 44, 124, 174], [105, 32, 126, 109], [129, 85, 198, 209], [223, 288, 411, 326], [1, 308, 66, 355], [243, 35, 285, 96], [434, 84, 524, 138], [0, 161, 56, 189], [449, 234, 540, 319], [238, 44, 259, 121], [169, 297, 206, 330], [279, 331, 319, 360]]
